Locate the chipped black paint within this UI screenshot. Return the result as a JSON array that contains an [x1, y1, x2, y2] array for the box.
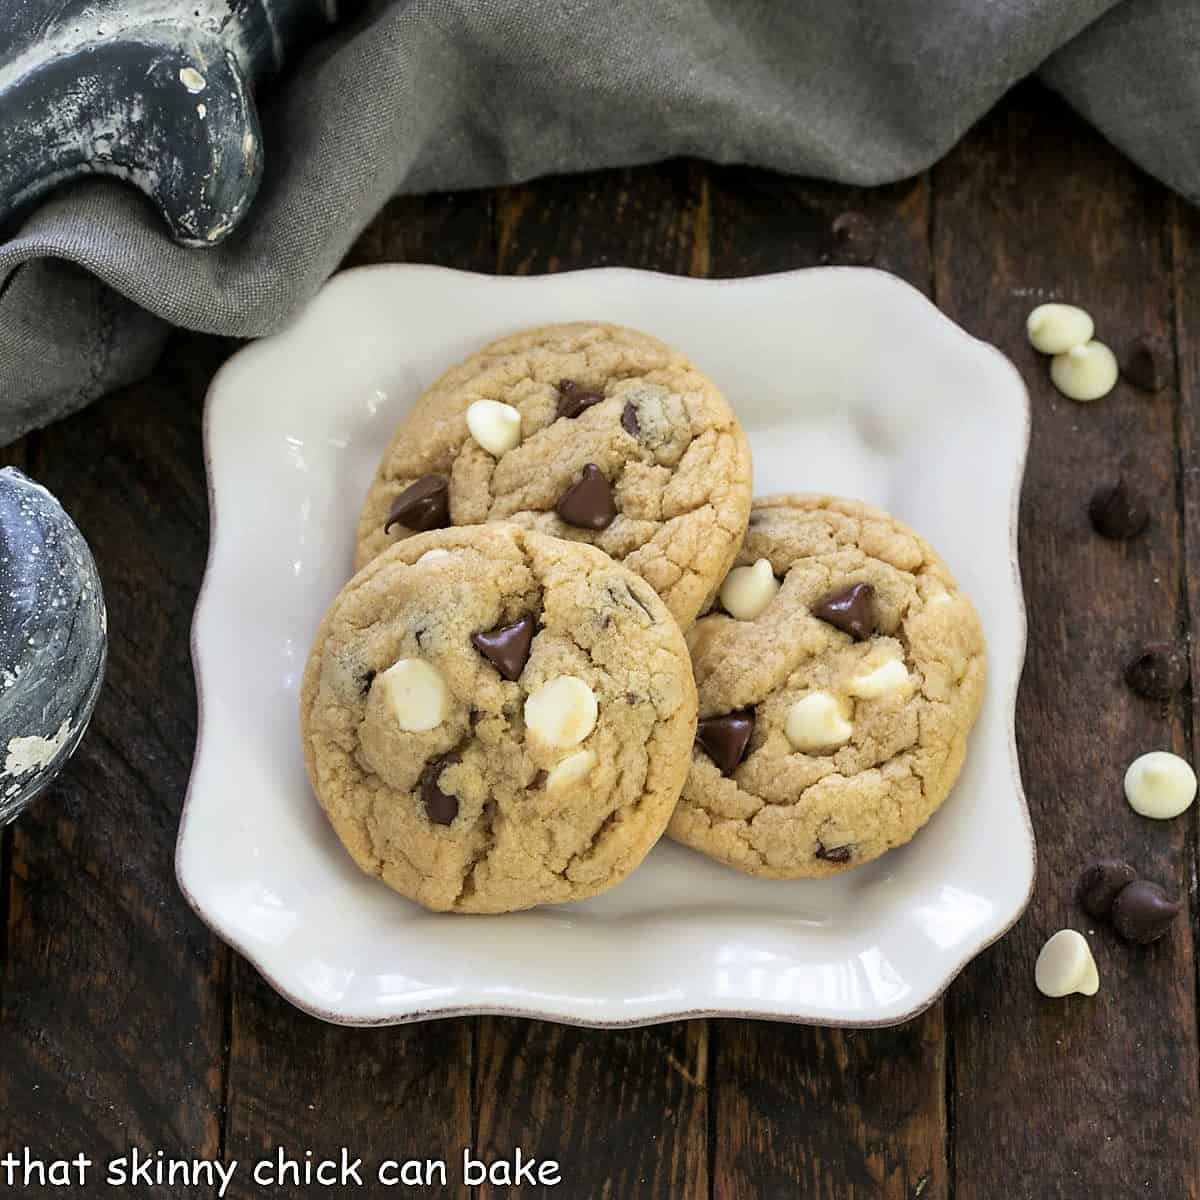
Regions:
[[0, 468, 106, 824], [0, 2, 345, 246]]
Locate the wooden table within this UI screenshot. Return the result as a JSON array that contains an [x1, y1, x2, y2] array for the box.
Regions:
[[1, 79, 1198, 1199]]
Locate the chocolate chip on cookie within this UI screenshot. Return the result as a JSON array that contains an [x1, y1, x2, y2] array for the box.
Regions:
[[811, 582, 875, 641], [696, 711, 754, 775], [621, 401, 641, 438], [556, 379, 606, 420], [384, 475, 450, 533], [556, 464, 617, 530], [471, 613, 535, 681], [420, 753, 461, 825], [816, 841, 852, 864]]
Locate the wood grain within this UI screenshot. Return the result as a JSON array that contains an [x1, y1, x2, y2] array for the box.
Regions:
[[222, 190, 496, 1200], [472, 164, 711, 1200], [934, 81, 1200, 1199], [704, 163, 947, 1200], [0, 333, 230, 1180], [1172, 185, 1200, 1200]]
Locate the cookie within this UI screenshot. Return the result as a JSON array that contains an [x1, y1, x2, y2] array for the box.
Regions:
[[668, 495, 986, 877], [301, 523, 698, 913], [354, 322, 753, 629]]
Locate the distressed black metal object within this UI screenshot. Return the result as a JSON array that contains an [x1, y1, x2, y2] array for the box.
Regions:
[[0, 468, 106, 826], [0, 2, 344, 247]]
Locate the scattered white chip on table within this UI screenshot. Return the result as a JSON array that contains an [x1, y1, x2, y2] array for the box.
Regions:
[[719, 558, 779, 620], [379, 658, 448, 732], [1035, 929, 1099, 998], [1124, 750, 1197, 819], [1026, 303, 1095, 354], [1050, 341, 1118, 402]]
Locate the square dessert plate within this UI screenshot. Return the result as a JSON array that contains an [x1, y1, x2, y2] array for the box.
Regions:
[[179, 265, 1033, 1028]]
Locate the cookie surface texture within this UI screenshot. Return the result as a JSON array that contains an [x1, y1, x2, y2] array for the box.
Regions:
[[670, 495, 986, 877], [302, 524, 698, 913], [355, 322, 753, 629]]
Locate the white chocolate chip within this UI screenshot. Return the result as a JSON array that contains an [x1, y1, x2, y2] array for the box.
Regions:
[[1124, 751, 1197, 819], [719, 559, 780, 621], [525, 676, 598, 749], [1049, 340, 1118, 402], [466, 399, 521, 456], [1026, 304, 1094, 355], [846, 657, 912, 699], [545, 749, 597, 792], [378, 658, 448, 732], [1034, 929, 1099, 998], [784, 691, 853, 753], [416, 548, 450, 563]]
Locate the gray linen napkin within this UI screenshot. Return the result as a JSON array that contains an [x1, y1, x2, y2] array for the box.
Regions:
[[1, 0, 1197, 444]]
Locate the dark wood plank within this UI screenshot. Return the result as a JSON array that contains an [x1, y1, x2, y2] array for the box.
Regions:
[[1172, 185, 1200, 1198], [496, 160, 707, 277], [705, 165, 946, 1200], [0, 434, 27, 1047], [474, 163, 711, 1200], [934, 81, 1200, 1200], [342, 190, 495, 272], [706, 165, 932, 291], [0, 332, 231, 1178], [223, 191, 495, 1200]]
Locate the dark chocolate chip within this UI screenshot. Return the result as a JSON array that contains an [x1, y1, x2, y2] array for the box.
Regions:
[[816, 841, 852, 864], [811, 582, 875, 641], [385, 475, 450, 533], [627, 584, 655, 620], [556, 379, 606, 420], [1078, 859, 1137, 919], [1111, 879, 1182, 944], [1088, 477, 1148, 540], [1125, 642, 1189, 700], [471, 613, 535, 681], [1122, 334, 1170, 393], [607, 581, 654, 621], [358, 669, 376, 697], [621, 401, 641, 438], [556, 463, 617, 530], [696, 710, 754, 775], [420, 753, 460, 825], [827, 212, 879, 266]]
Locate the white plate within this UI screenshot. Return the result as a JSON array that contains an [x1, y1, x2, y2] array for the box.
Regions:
[[178, 265, 1033, 1028]]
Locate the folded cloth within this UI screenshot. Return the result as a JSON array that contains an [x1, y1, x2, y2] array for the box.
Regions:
[[1, 0, 1196, 443]]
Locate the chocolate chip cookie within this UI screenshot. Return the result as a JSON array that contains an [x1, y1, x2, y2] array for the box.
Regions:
[[669, 495, 986, 877], [301, 524, 698, 913], [354, 323, 753, 629]]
